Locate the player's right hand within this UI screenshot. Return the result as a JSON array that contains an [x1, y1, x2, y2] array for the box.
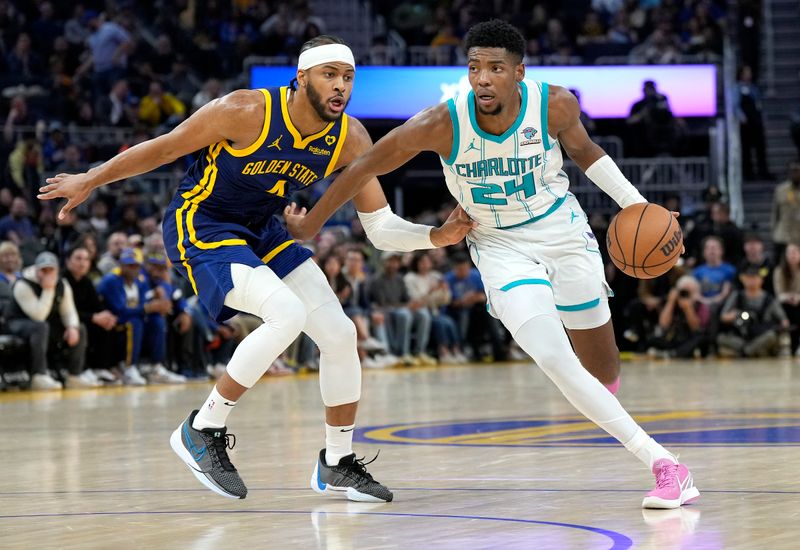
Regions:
[[283, 202, 312, 240], [38, 172, 95, 220]]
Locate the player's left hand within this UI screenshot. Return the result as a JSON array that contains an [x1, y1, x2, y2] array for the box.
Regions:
[[283, 202, 311, 241], [430, 205, 478, 247]]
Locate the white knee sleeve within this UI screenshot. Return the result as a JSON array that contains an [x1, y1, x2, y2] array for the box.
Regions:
[[282, 259, 361, 407], [304, 301, 361, 406], [223, 264, 307, 388]]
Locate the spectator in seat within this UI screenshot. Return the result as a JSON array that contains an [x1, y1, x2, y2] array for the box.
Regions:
[[773, 243, 800, 356], [142, 254, 189, 383], [7, 132, 44, 198], [0, 241, 22, 286], [717, 264, 789, 357], [63, 246, 118, 383], [7, 252, 90, 389], [693, 236, 736, 307], [735, 65, 772, 180], [368, 251, 430, 366], [96, 248, 172, 385], [405, 251, 466, 364], [0, 197, 36, 246], [740, 233, 773, 293], [647, 275, 711, 358], [771, 161, 800, 262], [138, 81, 187, 129], [96, 79, 138, 127], [97, 231, 128, 274], [445, 254, 506, 361]]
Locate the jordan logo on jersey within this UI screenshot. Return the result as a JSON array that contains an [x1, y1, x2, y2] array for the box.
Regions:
[[464, 138, 480, 154], [268, 135, 283, 150], [520, 127, 541, 146]]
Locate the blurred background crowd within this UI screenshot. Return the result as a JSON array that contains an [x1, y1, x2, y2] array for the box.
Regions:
[[2, 0, 799, 391]]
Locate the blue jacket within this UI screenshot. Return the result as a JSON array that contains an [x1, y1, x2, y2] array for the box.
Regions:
[[97, 271, 153, 324]]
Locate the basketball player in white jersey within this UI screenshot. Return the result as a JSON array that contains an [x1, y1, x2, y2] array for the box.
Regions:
[[285, 20, 699, 509]]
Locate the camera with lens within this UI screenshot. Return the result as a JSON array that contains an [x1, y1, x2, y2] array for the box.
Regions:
[[677, 288, 691, 299]]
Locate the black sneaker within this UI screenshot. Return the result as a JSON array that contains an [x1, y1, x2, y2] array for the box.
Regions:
[[310, 449, 393, 502], [169, 410, 247, 499]]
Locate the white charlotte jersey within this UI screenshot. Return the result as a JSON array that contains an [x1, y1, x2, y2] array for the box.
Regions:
[[440, 79, 570, 229]]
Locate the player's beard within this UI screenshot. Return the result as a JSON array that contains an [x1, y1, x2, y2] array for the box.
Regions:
[[306, 80, 348, 122], [477, 102, 503, 116]]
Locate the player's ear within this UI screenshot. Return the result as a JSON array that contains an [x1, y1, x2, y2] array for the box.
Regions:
[[516, 60, 525, 82], [297, 69, 307, 88]]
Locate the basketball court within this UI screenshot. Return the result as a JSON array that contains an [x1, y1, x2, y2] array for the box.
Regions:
[[2, 357, 798, 548]]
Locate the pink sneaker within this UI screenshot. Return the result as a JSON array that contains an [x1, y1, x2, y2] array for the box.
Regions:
[[642, 459, 700, 509]]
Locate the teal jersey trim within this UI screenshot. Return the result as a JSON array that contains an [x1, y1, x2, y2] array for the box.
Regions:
[[556, 298, 600, 312], [497, 194, 566, 230], [467, 83, 528, 143], [540, 82, 552, 151], [500, 278, 553, 292], [444, 99, 460, 165]]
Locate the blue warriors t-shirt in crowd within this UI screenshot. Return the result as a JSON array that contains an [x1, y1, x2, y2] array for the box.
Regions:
[[445, 268, 485, 301], [693, 262, 737, 298]]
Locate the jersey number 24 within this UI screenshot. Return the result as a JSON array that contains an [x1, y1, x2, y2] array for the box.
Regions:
[[469, 172, 536, 206]]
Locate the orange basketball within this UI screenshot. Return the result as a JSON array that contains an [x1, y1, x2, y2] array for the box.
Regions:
[[606, 203, 683, 279]]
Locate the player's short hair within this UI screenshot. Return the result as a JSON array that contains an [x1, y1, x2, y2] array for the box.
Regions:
[[299, 34, 348, 54], [464, 19, 525, 63], [291, 35, 350, 90]]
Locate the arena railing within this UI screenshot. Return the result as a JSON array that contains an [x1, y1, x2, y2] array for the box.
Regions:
[[399, 156, 710, 218]]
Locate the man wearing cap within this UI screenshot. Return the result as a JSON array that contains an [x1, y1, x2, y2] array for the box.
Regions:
[[141, 253, 193, 382], [39, 35, 474, 501], [7, 251, 88, 390], [96, 248, 174, 385], [718, 263, 790, 357]]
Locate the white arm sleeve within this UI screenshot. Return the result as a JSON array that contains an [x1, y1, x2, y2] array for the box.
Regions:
[[585, 155, 647, 209], [357, 205, 435, 251]]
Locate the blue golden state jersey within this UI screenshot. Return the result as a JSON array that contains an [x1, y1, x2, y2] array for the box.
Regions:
[[173, 86, 348, 225], [162, 86, 349, 321]]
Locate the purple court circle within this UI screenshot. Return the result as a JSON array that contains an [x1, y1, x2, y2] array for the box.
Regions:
[[0, 509, 632, 549]]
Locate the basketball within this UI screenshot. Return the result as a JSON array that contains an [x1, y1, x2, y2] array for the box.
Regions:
[[606, 203, 683, 279]]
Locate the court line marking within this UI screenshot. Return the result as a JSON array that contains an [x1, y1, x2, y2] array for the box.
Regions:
[[0, 487, 797, 496], [0, 509, 632, 549]]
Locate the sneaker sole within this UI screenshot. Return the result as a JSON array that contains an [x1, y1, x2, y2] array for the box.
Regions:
[[310, 461, 388, 503], [642, 486, 701, 509], [169, 427, 244, 499]]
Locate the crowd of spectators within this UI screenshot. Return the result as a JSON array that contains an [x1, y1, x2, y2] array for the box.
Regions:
[[378, 0, 726, 65]]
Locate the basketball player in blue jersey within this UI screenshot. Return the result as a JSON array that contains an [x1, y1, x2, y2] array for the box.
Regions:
[[285, 21, 699, 509], [38, 36, 474, 502]]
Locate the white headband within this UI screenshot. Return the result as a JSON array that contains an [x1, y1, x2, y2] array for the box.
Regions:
[[298, 44, 356, 72]]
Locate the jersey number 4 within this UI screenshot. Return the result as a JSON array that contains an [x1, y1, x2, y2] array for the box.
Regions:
[[469, 172, 536, 206]]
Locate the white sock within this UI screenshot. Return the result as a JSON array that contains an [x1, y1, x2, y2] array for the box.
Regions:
[[325, 423, 355, 465], [193, 386, 237, 430], [623, 427, 677, 469]]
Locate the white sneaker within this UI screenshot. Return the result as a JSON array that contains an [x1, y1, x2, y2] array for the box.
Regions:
[[361, 337, 387, 352], [438, 350, 456, 364], [147, 364, 187, 384], [452, 351, 469, 364], [31, 373, 63, 391], [65, 373, 102, 389], [80, 369, 100, 384], [123, 366, 147, 386], [415, 353, 438, 366], [376, 353, 400, 368], [362, 356, 388, 369], [93, 368, 120, 385]]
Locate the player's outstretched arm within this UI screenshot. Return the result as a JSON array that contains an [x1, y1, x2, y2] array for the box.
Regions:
[[38, 90, 263, 219], [551, 85, 646, 209], [285, 104, 454, 241]]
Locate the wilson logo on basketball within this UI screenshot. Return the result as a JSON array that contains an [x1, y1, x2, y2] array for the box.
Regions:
[[660, 228, 683, 257]]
